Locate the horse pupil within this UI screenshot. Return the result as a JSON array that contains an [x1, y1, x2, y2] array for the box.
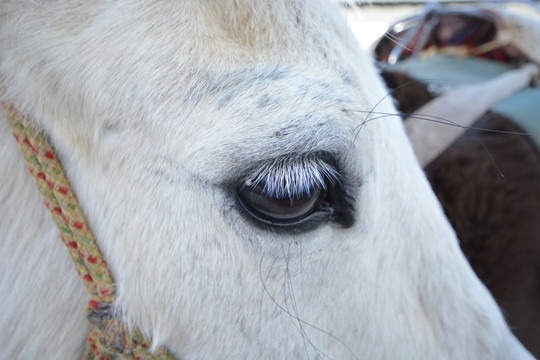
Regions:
[[238, 181, 325, 223]]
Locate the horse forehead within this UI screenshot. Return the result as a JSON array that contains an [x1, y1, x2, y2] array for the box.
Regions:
[[1, 0, 367, 126], [179, 66, 354, 113], [158, 66, 361, 182], [2, 0, 376, 177]]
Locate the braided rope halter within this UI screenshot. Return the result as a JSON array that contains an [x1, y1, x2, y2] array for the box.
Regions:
[[1, 101, 176, 360]]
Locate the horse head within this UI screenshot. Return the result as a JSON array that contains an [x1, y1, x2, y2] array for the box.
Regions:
[[0, 1, 533, 358]]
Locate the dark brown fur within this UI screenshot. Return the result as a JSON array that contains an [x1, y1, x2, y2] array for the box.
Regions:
[[426, 114, 540, 357], [380, 71, 434, 115], [383, 70, 540, 357]]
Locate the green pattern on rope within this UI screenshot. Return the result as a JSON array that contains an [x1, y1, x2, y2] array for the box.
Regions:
[[1, 101, 175, 360]]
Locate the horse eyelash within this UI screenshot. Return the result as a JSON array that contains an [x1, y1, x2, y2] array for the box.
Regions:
[[243, 156, 340, 200]]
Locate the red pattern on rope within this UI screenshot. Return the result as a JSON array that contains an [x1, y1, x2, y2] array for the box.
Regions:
[[1, 101, 175, 360]]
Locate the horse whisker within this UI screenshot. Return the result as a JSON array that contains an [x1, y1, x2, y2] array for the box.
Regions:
[[258, 250, 359, 360], [346, 108, 531, 136]]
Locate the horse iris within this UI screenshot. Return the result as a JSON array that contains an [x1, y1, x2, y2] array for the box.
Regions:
[[238, 180, 328, 225]]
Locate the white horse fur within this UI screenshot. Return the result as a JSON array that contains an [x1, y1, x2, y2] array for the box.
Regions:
[[0, 1, 534, 359]]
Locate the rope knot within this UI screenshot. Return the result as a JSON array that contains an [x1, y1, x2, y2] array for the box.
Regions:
[[86, 302, 139, 355], [87, 301, 114, 325]]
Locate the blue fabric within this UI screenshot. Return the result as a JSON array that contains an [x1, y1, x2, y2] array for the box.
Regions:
[[389, 55, 512, 86], [389, 55, 540, 147], [492, 87, 540, 147]]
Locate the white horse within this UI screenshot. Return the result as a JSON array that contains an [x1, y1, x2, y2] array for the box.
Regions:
[[0, 1, 534, 359]]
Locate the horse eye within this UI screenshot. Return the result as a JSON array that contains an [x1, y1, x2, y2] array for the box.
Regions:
[[238, 180, 331, 226]]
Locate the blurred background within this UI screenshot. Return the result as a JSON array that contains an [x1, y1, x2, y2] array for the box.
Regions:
[[341, 0, 540, 49]]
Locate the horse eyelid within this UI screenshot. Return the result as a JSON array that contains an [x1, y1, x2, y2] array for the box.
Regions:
[[243, 155, 340, 200]]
